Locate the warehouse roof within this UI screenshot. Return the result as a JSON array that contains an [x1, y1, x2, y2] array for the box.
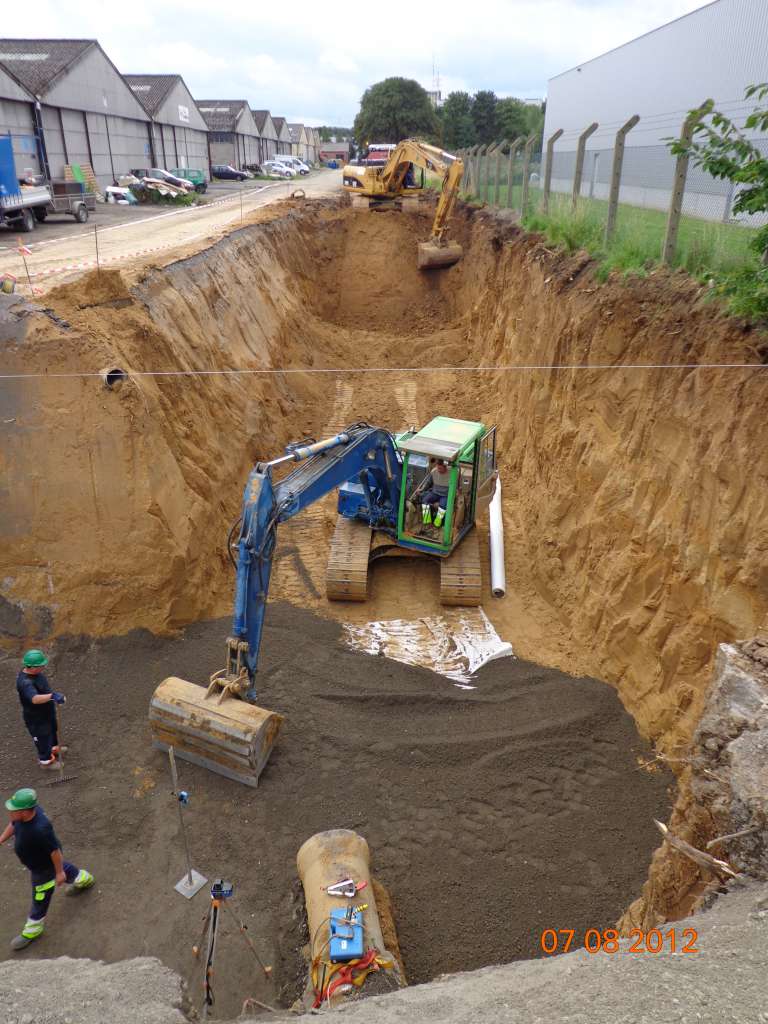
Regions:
[[0, 38, 94, 96], [251, 110, 275, 135], [272, 116, 287, 133], [287, 123, 305, 143], [196, 100, 252, 132], [123, 74, 179, 117]]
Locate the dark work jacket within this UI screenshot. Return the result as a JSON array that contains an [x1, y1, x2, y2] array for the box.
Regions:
[[13, 807, 62, 883], [16, 670, 55, 731]]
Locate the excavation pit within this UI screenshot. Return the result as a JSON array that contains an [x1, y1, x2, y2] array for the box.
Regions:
[[1, 194, 766, 1015]]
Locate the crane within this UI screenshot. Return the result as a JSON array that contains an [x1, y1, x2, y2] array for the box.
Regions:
[[342, 140, 465, 268], [149, 417, 497, 787]]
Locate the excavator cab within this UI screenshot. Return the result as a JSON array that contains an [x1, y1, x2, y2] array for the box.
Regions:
[[329, 417, 497, 606], [395, 417, 496, 554]]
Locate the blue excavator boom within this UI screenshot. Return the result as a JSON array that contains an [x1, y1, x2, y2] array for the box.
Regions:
[[228, 424, 402, 699]]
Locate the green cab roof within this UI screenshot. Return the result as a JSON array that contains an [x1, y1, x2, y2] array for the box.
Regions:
[[397, 416, 485, 462]]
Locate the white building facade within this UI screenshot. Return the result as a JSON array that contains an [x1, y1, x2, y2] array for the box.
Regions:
[[542, 0, 768, 222]]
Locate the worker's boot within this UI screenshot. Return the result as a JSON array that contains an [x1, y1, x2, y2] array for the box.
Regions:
[[38, 758, 60, 771], [66, 869, 95, 896], [11, 918, 44, 951], [434, 508, 446, 528], [421, 504, 432, 525]]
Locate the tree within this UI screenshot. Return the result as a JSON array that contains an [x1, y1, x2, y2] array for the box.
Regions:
[[472, 90, 498, 145], [441, 91, 475, 150], [353, 78, 438, 146], [669, 84, 768, 257], [495, 97, 530, 141]]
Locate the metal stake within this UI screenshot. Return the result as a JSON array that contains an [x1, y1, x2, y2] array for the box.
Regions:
[[168, 747, 207, 898]]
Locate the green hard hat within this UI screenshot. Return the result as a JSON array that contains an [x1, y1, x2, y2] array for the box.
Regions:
[[22, 649, 48, 668], [5, 788, 38, 812]]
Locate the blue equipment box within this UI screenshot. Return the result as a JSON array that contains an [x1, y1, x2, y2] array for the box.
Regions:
[[329, 907, 364, 963], [0, 137, 21, 202]]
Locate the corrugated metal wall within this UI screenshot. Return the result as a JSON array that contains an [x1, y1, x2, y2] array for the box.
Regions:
[[0, 98, 37, 173], [543, 0, 768, 222]]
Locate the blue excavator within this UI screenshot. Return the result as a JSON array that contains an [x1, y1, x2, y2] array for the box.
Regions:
[[149, 417, 496, 786]]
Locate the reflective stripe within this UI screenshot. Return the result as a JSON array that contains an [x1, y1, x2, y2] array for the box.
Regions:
[[74, 869, 94, 887], [34, 879, 56, 899], [22, 917, 45, 938]]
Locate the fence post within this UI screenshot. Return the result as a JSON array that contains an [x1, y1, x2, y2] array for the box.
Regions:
[[483, 143, 496, 203], [662, 110, 700, 264], [571, 122, 598, 209], [605, 114, 639, 243], [474, 145, 485, 199], [520, 135, 537, 216], [542, 128, 563, 214], [462, 146, 474, 194], [493, 140, 509, 207], [506, 138, 523, 209]]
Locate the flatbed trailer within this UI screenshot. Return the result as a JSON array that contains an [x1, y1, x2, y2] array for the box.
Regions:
[[0, 137, 95, 231]]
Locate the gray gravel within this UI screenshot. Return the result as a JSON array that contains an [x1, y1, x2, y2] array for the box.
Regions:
[[2, 881, 767, 1023]]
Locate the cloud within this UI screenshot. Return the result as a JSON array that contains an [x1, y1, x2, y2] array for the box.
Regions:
[[7, 0, 705, 124]]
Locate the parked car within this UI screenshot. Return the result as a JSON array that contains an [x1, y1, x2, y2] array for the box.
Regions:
[[130, 167, 195, 191], [170, 167, 208, 194], [211, 164, 249, 181], [275, 155, 309, 175], [262, 160, 296, 178]]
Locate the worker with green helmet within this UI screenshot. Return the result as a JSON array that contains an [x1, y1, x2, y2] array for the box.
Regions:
[[16, 650, 67, 769], [0, 788, 94, 950]]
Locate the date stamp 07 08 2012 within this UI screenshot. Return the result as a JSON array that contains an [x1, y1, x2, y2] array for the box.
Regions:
[[540, 928, 699, 955]]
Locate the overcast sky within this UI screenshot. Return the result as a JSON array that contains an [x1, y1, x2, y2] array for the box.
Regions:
[[29, 0, 706, 126]]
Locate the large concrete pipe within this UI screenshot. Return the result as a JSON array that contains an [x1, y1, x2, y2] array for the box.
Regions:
[[489, 476, 506, 597], [296, 829, 404, 1009]]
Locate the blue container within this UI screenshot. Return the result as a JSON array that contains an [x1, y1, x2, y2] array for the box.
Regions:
[[0, 137, 20, 201], [329, 907, 364, 963]]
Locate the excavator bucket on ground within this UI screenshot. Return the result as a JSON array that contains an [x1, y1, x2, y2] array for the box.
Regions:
[[417, 240, 463, 270], [149, 677, 283, 787]]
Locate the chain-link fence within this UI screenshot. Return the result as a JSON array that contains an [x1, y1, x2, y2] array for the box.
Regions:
[[457, 114, 764, 271]]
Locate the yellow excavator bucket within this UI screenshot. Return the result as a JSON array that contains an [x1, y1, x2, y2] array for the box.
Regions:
[[417, 240, 463, 270], [149, 677, 283, 787]]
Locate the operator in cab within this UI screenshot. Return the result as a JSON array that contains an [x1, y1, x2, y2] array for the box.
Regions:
[[421, 458, 451, 527]]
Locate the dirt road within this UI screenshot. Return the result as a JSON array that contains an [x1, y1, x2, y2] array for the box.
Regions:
[[0, 170, 340, 291]]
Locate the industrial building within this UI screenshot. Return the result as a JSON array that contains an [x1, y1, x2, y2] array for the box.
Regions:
[[197, 100, 261, 170], [0, 39, 151, 188], [542, 0, 768, 221], [272, 116, 293, 156], [124, 74, 209, 174], [252, 111, 277, 161]]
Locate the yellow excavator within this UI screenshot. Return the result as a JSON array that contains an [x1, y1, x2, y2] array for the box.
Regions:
[[342, 140, 464, 269]]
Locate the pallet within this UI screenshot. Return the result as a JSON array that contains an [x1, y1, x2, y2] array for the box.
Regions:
[[326, 516, 372, 601], [440, 530, 482, 606], [64, 162, 102, 199]]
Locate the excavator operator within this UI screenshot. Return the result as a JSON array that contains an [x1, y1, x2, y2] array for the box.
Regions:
[[421, 458, 451, 527]]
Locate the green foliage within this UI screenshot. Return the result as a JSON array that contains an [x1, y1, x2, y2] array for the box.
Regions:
[[472, 90, 498, 144], [668, 84, 768, 243], [353, 78, 438, 145], [441, 91, 475, 150], [318, 126, 353, 142], [521, 193, 767, 322], [496, 97, 530, 141]]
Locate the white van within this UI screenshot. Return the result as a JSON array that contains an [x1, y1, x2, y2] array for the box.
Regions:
[[276, 155, 310, 175]]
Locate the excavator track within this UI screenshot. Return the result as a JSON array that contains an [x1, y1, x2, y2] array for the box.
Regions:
[[326, 516, 372, 601], [440, 529, 482, 606]]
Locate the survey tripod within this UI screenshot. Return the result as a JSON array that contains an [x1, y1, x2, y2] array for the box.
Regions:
[[197, 879, 272, 1018]]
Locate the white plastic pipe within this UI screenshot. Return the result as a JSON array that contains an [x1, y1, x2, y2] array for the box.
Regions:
[[489, 476, 506, 598]]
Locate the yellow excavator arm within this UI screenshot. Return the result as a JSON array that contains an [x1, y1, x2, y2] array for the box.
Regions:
[[343, 140, 465, 267]]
